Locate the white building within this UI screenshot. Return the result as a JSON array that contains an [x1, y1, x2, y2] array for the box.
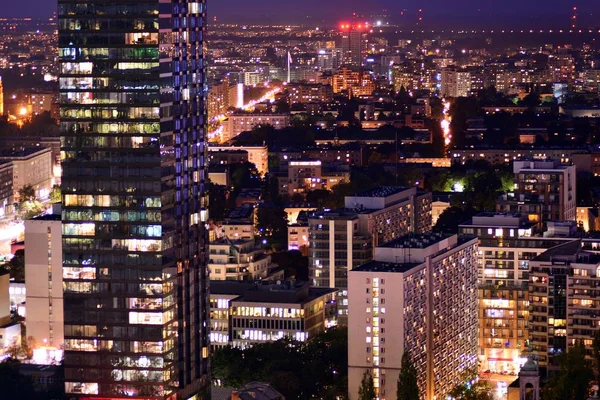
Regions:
[[24, 212, 64, 362], [0, 147, 53, 201], [222, 114, 290, 142], [441, 68, 471, 98], [348, 233, 479, 400]]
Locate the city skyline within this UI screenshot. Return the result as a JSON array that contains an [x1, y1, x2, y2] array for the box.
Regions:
[[4, 0, 600, 27]]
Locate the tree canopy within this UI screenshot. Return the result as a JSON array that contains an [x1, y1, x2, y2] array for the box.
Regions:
[[212, 327, 348, 400]]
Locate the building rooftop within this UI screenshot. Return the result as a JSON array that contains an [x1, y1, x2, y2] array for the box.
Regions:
[[210, 280, 337, 304], [226, 204, 254, 220], [532, 240, 583, 262], [352, 260, 423, 274], [353, 186, 409, 198], [379, 232, 453, 249], [0, 146, 50, 159]]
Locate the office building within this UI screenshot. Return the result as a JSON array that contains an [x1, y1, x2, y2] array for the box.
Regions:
[[309, 187, 432, 324], [59, 1, 210, 398], [25, 211, 64, 364], [348, 233, 479, 400], [209, 280, 337, 349], [209, 145, 268, 176], [340, 24, 368, 67], [497, 160, 577, 225]]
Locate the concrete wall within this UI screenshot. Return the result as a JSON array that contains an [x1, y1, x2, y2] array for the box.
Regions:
[[24, 219, 63, 347]]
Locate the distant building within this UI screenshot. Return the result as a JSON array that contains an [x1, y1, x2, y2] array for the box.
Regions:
[[209, 280, 337, 349], [223, 114, 290, 142], [348, 233, 479, 400], [209, 145, 268, 176], [276, 160, 351, 196], [441, 68, 471, 98], [332, 68, 376, 97], [340, 24, 368, 66]]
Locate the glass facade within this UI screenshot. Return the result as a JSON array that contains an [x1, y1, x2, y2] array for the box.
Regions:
[[59, 1, 209, 398]]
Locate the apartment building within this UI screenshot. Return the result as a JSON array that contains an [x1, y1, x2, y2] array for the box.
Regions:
[[348, 233, 479, 400], [24, 212, 64, 364], [497, 160, 577, 225], [208, 239, 281, 281], [209, 280, 337, 349], [223, 113, 290, 142], [309, 187, 433, 324], [523, 240, 600, 375]]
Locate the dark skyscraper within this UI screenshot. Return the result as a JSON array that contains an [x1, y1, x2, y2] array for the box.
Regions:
[[58, 1, 210, 399]]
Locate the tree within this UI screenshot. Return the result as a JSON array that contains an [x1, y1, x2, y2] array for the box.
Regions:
[[397, 352, 419, 400], [542, 340, 594, 400], [50, 184, 61, 204], [448, 379, 495, 400], [1, 249, 25, 281], [18, 185, 36, 203], [434, 206, 477, 234], [256, 205, 289, 251], [211, 327, 349, 400], [358, 370, 376, 400]]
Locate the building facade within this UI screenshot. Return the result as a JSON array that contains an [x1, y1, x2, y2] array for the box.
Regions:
[[59, 1, 210, 398], [348, 234, 479, 400], [209, 280, 337, 349], [25, 213, 64, 364], [497, 160, 577, 225]]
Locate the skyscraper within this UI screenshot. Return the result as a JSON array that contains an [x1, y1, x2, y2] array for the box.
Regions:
[[340, 24, 367, 67], [58, 1, 210, 399]]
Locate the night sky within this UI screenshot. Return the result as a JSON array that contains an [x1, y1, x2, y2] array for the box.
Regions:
[[3, 0, 600, 27]]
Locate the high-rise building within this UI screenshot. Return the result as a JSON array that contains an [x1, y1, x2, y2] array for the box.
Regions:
[[497, 160, 577, 225], [59, 1, 210, 399], [348, 233, 479, 400], [309, 187, 432, 324], [25, 210, 64, 365], [529, 240, 600, 375], [440, 67, 471, 98], [340, 24, 368, 67]]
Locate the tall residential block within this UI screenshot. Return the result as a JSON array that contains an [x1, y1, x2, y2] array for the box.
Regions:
[[309, 187, 432, 324], [348, 233, 479, 400], [59, 1, 210, 398], [25, 212, 64, 364]]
